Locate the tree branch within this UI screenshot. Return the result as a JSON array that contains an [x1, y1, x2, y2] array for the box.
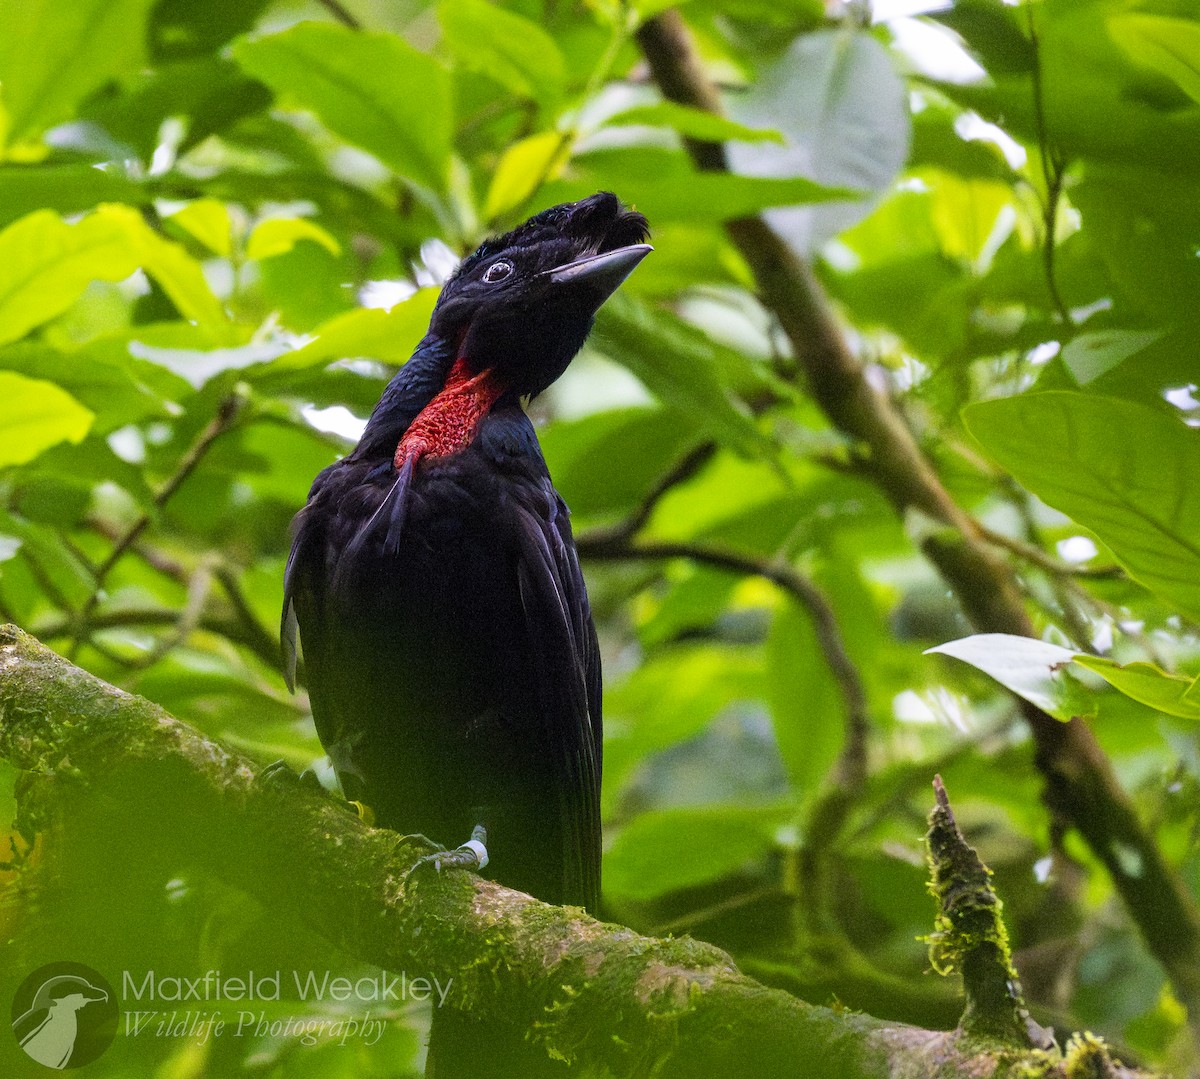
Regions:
[[0, 626, 1156, 1078], [634, 11, 1200, 1035]]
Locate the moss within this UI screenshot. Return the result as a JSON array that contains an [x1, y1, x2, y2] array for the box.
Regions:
[[1062, 1033, 1117, 1079]]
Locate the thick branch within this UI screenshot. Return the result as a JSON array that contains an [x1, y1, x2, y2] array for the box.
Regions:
[[634, 11, 1200, 1031], [0, 626, 1154, 1078]]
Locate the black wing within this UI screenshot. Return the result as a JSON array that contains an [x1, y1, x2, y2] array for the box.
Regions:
[[510, 478, 603, 911]]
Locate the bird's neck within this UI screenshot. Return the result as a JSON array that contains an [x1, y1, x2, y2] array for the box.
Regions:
[[394, 357, 507, 467]]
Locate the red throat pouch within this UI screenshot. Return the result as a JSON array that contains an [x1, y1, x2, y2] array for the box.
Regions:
[[394, 357, 506, 468]]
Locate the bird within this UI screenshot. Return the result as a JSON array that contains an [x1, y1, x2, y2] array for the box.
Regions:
[[282, 192, 650, 1076]]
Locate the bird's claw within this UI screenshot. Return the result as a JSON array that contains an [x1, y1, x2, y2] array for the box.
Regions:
[[258, 759, 323, 794], [410, 825, 489, 876]]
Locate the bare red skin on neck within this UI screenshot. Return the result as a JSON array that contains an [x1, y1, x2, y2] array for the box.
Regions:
[[394, 357, 507, 469]]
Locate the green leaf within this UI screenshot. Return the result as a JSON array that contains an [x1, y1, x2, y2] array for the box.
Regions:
[[1109, 13, 1200, 107], [1060, 329, 1163, 386], [168, 198, 233, 257], [246, 217, 342, 261], [0, 165, 144, 230], [0, 371, 94, 466], [542, 154, 856, 225], [0, 0, 159, 146], [766, 602, 843, 796], [926, 633, 1092, 721], [0, 210, 140, 345], [484, 132, 570, 222], [260, 290, 439, 376], [603, 644, 762, 811], [606, 103, 784, 144], [232, 22, 452, 190], [593, 296, 773, 456], [963, 392, 1200, 622], [727, 29, 910, 254], [604, 802, 791, 901], [1072, 656, 1200, 722], [439, 0, 566, 108]]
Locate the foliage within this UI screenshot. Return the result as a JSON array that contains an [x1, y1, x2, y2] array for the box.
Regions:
[[0, 0, 1198, 1074]]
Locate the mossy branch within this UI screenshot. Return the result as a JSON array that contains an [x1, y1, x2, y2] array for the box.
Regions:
[[0, 627, 1156, 1078]]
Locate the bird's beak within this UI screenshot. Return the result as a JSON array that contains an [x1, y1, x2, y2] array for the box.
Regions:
[[546, 244, 653, 302]]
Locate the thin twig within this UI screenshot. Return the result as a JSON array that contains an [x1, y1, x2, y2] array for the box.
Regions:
[[1025, 1, 1072, 327], [314, 0, 361, 29], [978, 523, 1123, 580], [70, 391, 248, 656], [578, 534, 869, 788]]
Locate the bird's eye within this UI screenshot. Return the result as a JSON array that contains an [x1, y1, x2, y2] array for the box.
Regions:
[[483, 259, 513, 283]]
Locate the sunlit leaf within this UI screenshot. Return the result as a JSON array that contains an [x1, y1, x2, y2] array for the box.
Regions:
[[168, 198, 233, 258], [605, 802, 792, 900], [484, 132, 571, 222], [0, 210, 140, 345], [246, 217, 341, 261], [0, 371, 94, 467], [1109, 13, 1200, 107]]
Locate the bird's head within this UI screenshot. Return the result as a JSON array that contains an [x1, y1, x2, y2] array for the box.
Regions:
[[431, 191, 650, 398]]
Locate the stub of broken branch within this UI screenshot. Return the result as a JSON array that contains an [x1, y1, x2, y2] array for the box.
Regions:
[[926, 775, 1054, 1052]]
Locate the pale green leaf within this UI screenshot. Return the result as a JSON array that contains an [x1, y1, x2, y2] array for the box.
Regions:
[[438, 0, 566, 108], [1072, 655, 1200, 721], [95, 205, 233, 344], [0, 0, 158, 146], [232, 23, 452, 190], [926, 633, 1093, 721], [0, 371, 94, 467], [964, 393, 1200, 622], [247, 217, 342, 261], [1061, 330, 1163, 386], [767, 602, 843, 796]]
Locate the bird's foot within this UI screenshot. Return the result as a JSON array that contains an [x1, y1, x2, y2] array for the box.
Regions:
[[411, 824, 489, 875], [257, 760, 374, 824], [258, 759, 324, 794]]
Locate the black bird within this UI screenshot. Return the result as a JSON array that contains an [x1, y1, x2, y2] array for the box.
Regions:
[[282, 193, 649, 1074]]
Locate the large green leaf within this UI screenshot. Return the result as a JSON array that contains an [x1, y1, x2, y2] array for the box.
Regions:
[[0, 371, 94, 467], [604, 802, 791, 901], [593, 296, 774, 456], [963, 392, 1200, 622], [1072, 656, 1200, 722], [232, 22, 452, 190], [1109, 13, 1200, 107], [439, 0, 566, 109], [0, 0, 158, 146], [766, 602, 843, 797]]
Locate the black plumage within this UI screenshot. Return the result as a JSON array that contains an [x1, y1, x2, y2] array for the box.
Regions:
[[282, 193, 649, 918]]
